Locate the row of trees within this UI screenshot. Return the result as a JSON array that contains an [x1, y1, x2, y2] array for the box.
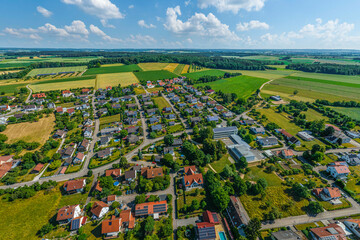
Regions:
[[286, 63, 360, 75]]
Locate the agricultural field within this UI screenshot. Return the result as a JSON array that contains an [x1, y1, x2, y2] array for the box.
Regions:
[[30, 78, 95, 92], [173, 64, 186, 75], [134, 70, 178, 82], [3, 115, 55, 145], [181, 64, 190, 74], [96, 72, 138, 89], [196, 75, 268, 99], [224, 69, 296, 80], [27, 66, 87, 77], [182, 69, 226, 80], [153, 96, 171, 110], [163, 63, 179, 72], [137, 62, 169, 71], [83, 64, 141, 75], [303, 108, 329, 122], [331, 107, 360, 121], [0, 82, 27, 94]]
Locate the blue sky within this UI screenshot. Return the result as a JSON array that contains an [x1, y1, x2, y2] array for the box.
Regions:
[[1, 0, 360, 49]]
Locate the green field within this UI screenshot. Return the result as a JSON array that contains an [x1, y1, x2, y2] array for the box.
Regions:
[[31, 75, 95, 85], [182, 69, 226, 80], [196, 75, 268, 99], [173, 64, 185, 75], [100, 114, 121, 125], [331, 107, 360, 121], [134, 70, 178, 82], [96, 72, 138, 89], [208, 154, 232, 173], [0, 83, 27, 94], [27, 66, 87, 77], [83, 64, 141, 75], [153, 96, 171, 110]]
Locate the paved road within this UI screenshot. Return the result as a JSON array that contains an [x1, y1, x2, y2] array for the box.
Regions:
[[25, 84, 32, 103]]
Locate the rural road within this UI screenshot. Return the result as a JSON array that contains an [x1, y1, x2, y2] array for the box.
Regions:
[[25, 84, 32, 103]]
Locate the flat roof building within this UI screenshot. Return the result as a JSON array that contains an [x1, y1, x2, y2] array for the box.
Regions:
[[213, 126, 238, 139]]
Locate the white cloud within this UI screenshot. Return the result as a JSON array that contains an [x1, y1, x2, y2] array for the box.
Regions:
[[138, 20, 156, 29], [100, 19, 115, 28], [128, 5, 134, 9], [62, 0, 124, 19], [164, 6, 240, 40], [185, 0, 191, 6], [126, 34, 156, 45], [198, 0, 266, 13], [89, 24, 121, 42], [38, 23, 69, 37], [37, 6, 53, 17], [236, 20, 269, 31], [64, 20, 89, 36]]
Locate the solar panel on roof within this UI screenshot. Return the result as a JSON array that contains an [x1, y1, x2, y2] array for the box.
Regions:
[[212, 213, 219, 223], [198, 227, 216, 240], [71, 219, 80, 230]]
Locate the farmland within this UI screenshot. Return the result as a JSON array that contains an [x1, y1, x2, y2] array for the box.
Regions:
[[96, 72, 139, 89], [27, 66, 87, 77], [0, 83, 27, 94], [163, 63, 179, 72], [181, 64, 190, 74], [183, 69, 226, 80], [134, 70, 178, 82], [100, 114, 121, 125], [173, 64, 186, 75], [3, 115, 55, 145], [83, 64, 141, 75], [137, 62, 169, 71], [196, 75, 268, 99], [30, 78, 95, 92]]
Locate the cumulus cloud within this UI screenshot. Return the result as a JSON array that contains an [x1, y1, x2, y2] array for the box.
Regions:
[[138, 20, 156, 29], [89, 24, 121, 42], [236, 20, 269, 31], [62, 0, 124, 19], [64, 20, 89, 36], [100, 19, 115, 28], [198, 0, 266, 13], [129, 5, 134, 9], [164, 6, 240, 40], [126, 34, 157, 45], [37, 6, 53, 17]]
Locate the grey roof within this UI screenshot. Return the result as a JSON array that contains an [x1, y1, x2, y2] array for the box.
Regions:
[[198, 225, 216, 240], [152, 124, 162, 131], [213, 126, 238, 133], [125, 170, 136, 179]]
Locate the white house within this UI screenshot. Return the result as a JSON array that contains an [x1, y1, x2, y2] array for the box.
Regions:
[[327, 162, 350, 180], [344, 220, 360, 238], [56, 205, 82, 224], [91, 201, 109, 219]]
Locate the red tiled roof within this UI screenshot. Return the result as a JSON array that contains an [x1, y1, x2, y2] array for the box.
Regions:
[[282, 149, 294, 157], [331, 165, 350, 174], [184, 166, 196, 175], [0, 162, 12, 178], [67, 108, 75, 114], [120, 209, 135, 229], [91, 201, 109, 218], [62, 90, 71, 94], [183, 173, 203, 187], [33, 163, 44, 172], [0, 155, 13, 165], [32, 93, 46, 98], [279, 129, 293, 138], [107, 195, 116, 202], [63, 179, 85, 192], [56, 205, 79, 221], [56, 107, 63, 113], [105, 169, 122, 178], [326, 124, 341, 132], [101, 215, 120, 234], [141, 167, 163, 179], [203, 210, 219, 224], [75, 152, 85, 160], [310, 223, 345, 239], [196, 222, 215, 229], [135, 201, 167, 215]]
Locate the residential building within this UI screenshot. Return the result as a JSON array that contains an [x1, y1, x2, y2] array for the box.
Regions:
[[91, 201, 109, 219], [297, 131, 315, 141], [226, 196, 249, 229], [63, 179, 86, 194], [196, 222, 216, 240], [213, 126, 238, 139], [240, 120, 255, 125], [280, 149, 294, 159], [163, 147, 174, 155], [62, 146, 75, 159], [120, 209, 135, 229], [183, 173, 203, 190], [127, 135, 139, 144], [345, 130, 360, 139], [206, 116, 219, 122], [312, 187, 342, 201], [250, 126, 266, 135], [310, 223, 346, 240], [327, 162, 350, 180], [141, 167, 164, 179], [190, 117, 202, 124], [341, 153, 360, 166], [105, 169, 122, 179], [97, 148, 112, 159], [31, 163, 44, 174], [73, 152, 85, 164], [100, 127, 121, 136], [202, 210, 220, 225], [53, 129, 66, 138], [70, 216, 86, 231], [100, 136, 110, 146], [78, 139, 90, 152], [56, 205, 82, 224], [124, 170, 137, 182], [257, 136, 278, 147], [344, 219, 360, 238], [172, 139, 183, 147], [62, 90, 72, 97], [277, 129, 301, 146], [84, 127, 93, 138], [135, 201, 167, 219], [151, 124, 162, 132], [101, 216, 121, 238]]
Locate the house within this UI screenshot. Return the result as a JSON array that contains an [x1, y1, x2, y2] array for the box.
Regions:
[[270, 95, 281, 101], [326, 131, 351, 144], [213, 126, 238, 139], [31, 163, 44, 174], [271, 230, 301, 240], [112, 104, 121, 109], [102, 215, 121, 238], [280, 149, 294, 159], [0, 105, 10, 112], [105, 169, 122, 179], [126, 126, 139, 134], [62, 90, 72, 97], [120, 210, 135, 229], [206, 89, 215, 94], [32, 93, 46, 99], [222, 111, 233, 118], [312, 187, 342, 201], [297, 131, 315, 141], [100, 136, 110, 146], [344, 219, 360, 238], [146, 108, 157, 116], [133, 165, 142, 172], [14, 113, 24, 119], [183, 173, 203, 190], [78, 139, 90, 152], [125, 118, 138, 125], [149, 117, 159, 124], [202, 210, 220, 225], [62, 146, 75, 159], [84, 127, 93, 138], [144, 101, 153, 107], [82, 88, 91, 94], [206, 116, 219, 122], [184, 166, 197, 175], [91, 201, 109, 219], [277, 129, 301, 146], [151, 124, 162, 132], [341, 153, 360, 166], [97, 148, 112, 159], [56, 205, 82, 224], [100, 127, 121, 136], [126, 103, 137, 109], [214, 105, 224, 112], [163, 107, 172, 113], [190, 117, 202, 124], [240, 119, 255, 125], [345, 130, 360, 139], [172, 139, 183, 147], [23, 104, 39, 112], [121, 96, 132, 102], [141, 167, 164, 179], [257, 136, 278, 147], [166, 114, 176, 120], [53, 129, 66, 138], [73, 152, 85, 164], [164, 147, 174, 155], [124, 170, 137, 182], [0, 159, 16, 178], [226, 196, 249, 229], [207, 101, 216, 107], [63, 179, 86, 194], [196, 222, 216, 240], [250, 126, 265, 135], [135, 201, 167, 218], [95, 181, 103, 192], [70, 216, 86, 231], [127, 135, 139, 144], [184, 108, 194, 115], [327, 162, 350, 180], [125, 111, 137, 118], [56, 107, 64, 114], [310, 223, 346, 240], [67, 108, 75, 115]]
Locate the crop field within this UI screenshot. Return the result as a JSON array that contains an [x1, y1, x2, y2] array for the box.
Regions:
[[196, 75, 268, 99], [101, 63, 124, 67], [134, 70, 178, 82], [153, 96, 171, 110], [304, 108, 329, 121], [27, 66, 87, 77], [291, 71, 360, 84], [224, 69, 296, 80], [331, 107, 360, 121], [163, 63, 179, 72], [3, 115, 55, 145], [173, 64, 186, 75], [30, 78, 95, 92], [183, 69, 226, 80], [181, 64, 190, 74], [0, 83, 27, 94], [137, 62, 169, 71], [31, 75, 95, 85], [96, 72, 138, 89], [83, 64, 141, 75]]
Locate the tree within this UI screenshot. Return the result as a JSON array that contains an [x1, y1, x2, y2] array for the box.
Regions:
[[135, 194, 146, 204], [291, 183, 310, 200], [164, 134, 174, 146], [87, 170, 93, 177], [211, 187, 230, 212], [293, 90, 299, 95], [222, 164, 234, 178], [191, 199, 200, 211], [245, 218, 261, 240], [119, 129, 128, 138], [150, 132, 157, 139], [111, 201, 120, 209], [99, 176, 114, 190], [48, 160, 61, 170], [233, 175, 247, 196], [138, 150, 143, 160], [37, 223, 54, 237], [144, 216, 155, 235], [308, 201, 324, 215], [119, 157, 128, 168]]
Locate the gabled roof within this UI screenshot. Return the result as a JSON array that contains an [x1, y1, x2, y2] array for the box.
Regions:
[[183, 173, 203, 187], [120, 209, 135, 229], [141, 167, 163, 179], [328, 164, 350, 174], [101, 215, 121, 234], [135, 201, 167, 216], [56, 204, 79, 221], [310, 223, 345, 239], [281, 149, 294, 157], [184, 165, 196, 175], [91, 201, 109, 218], [63, 179, 85, 192], [203, 210, 219, 224], [105, 169, 122, 178]]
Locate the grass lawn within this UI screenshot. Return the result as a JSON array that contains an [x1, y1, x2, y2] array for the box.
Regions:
[[304, 108, 329, 122], [59, 102, 75, 108], [331, 107, 360, 121], [345, 166, 360, 196], [96, 72, 138, 89], [153, 96, 171, 110], [319, 198, 351, 211], [0, 82, 28, 94], [134, 70, 179, 82], [27, 66, 87, 77], [177, 188, 206, 218], [295, 222, 324, 231], [196, 75, 268, 99], [183, 69, 226, 80], [89, 151, 121, 169], [245, 166, 283, 186], [167, 124, 184, 134], [0, 184, 88, 240], [134, 87, 146, 95], [100, 114, 121, 125], [137, 62, 169, 71], [208, 154, 232, 173], [83, 64, 141, 75], [3, 115, 55, 145]]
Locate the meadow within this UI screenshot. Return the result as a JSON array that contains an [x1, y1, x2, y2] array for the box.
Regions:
[[137, 62, 169, 71], [3, 115, 55, 145], [196, 75, 268, 99], [96, 72, 138, 89], [153, 96, 171, 110], [30, 79, 96, 92], [183, 69, 226, 80], [83, 64, 141, 75], [331, 107, 360, 121], [27, 66, 87, 77], [0, 83, 27, 94], [99, 114, 121, 125], [134, 70, 178, 82]]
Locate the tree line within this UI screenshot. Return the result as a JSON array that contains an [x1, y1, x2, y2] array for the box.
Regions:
[[286, 63, 360, 75]]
